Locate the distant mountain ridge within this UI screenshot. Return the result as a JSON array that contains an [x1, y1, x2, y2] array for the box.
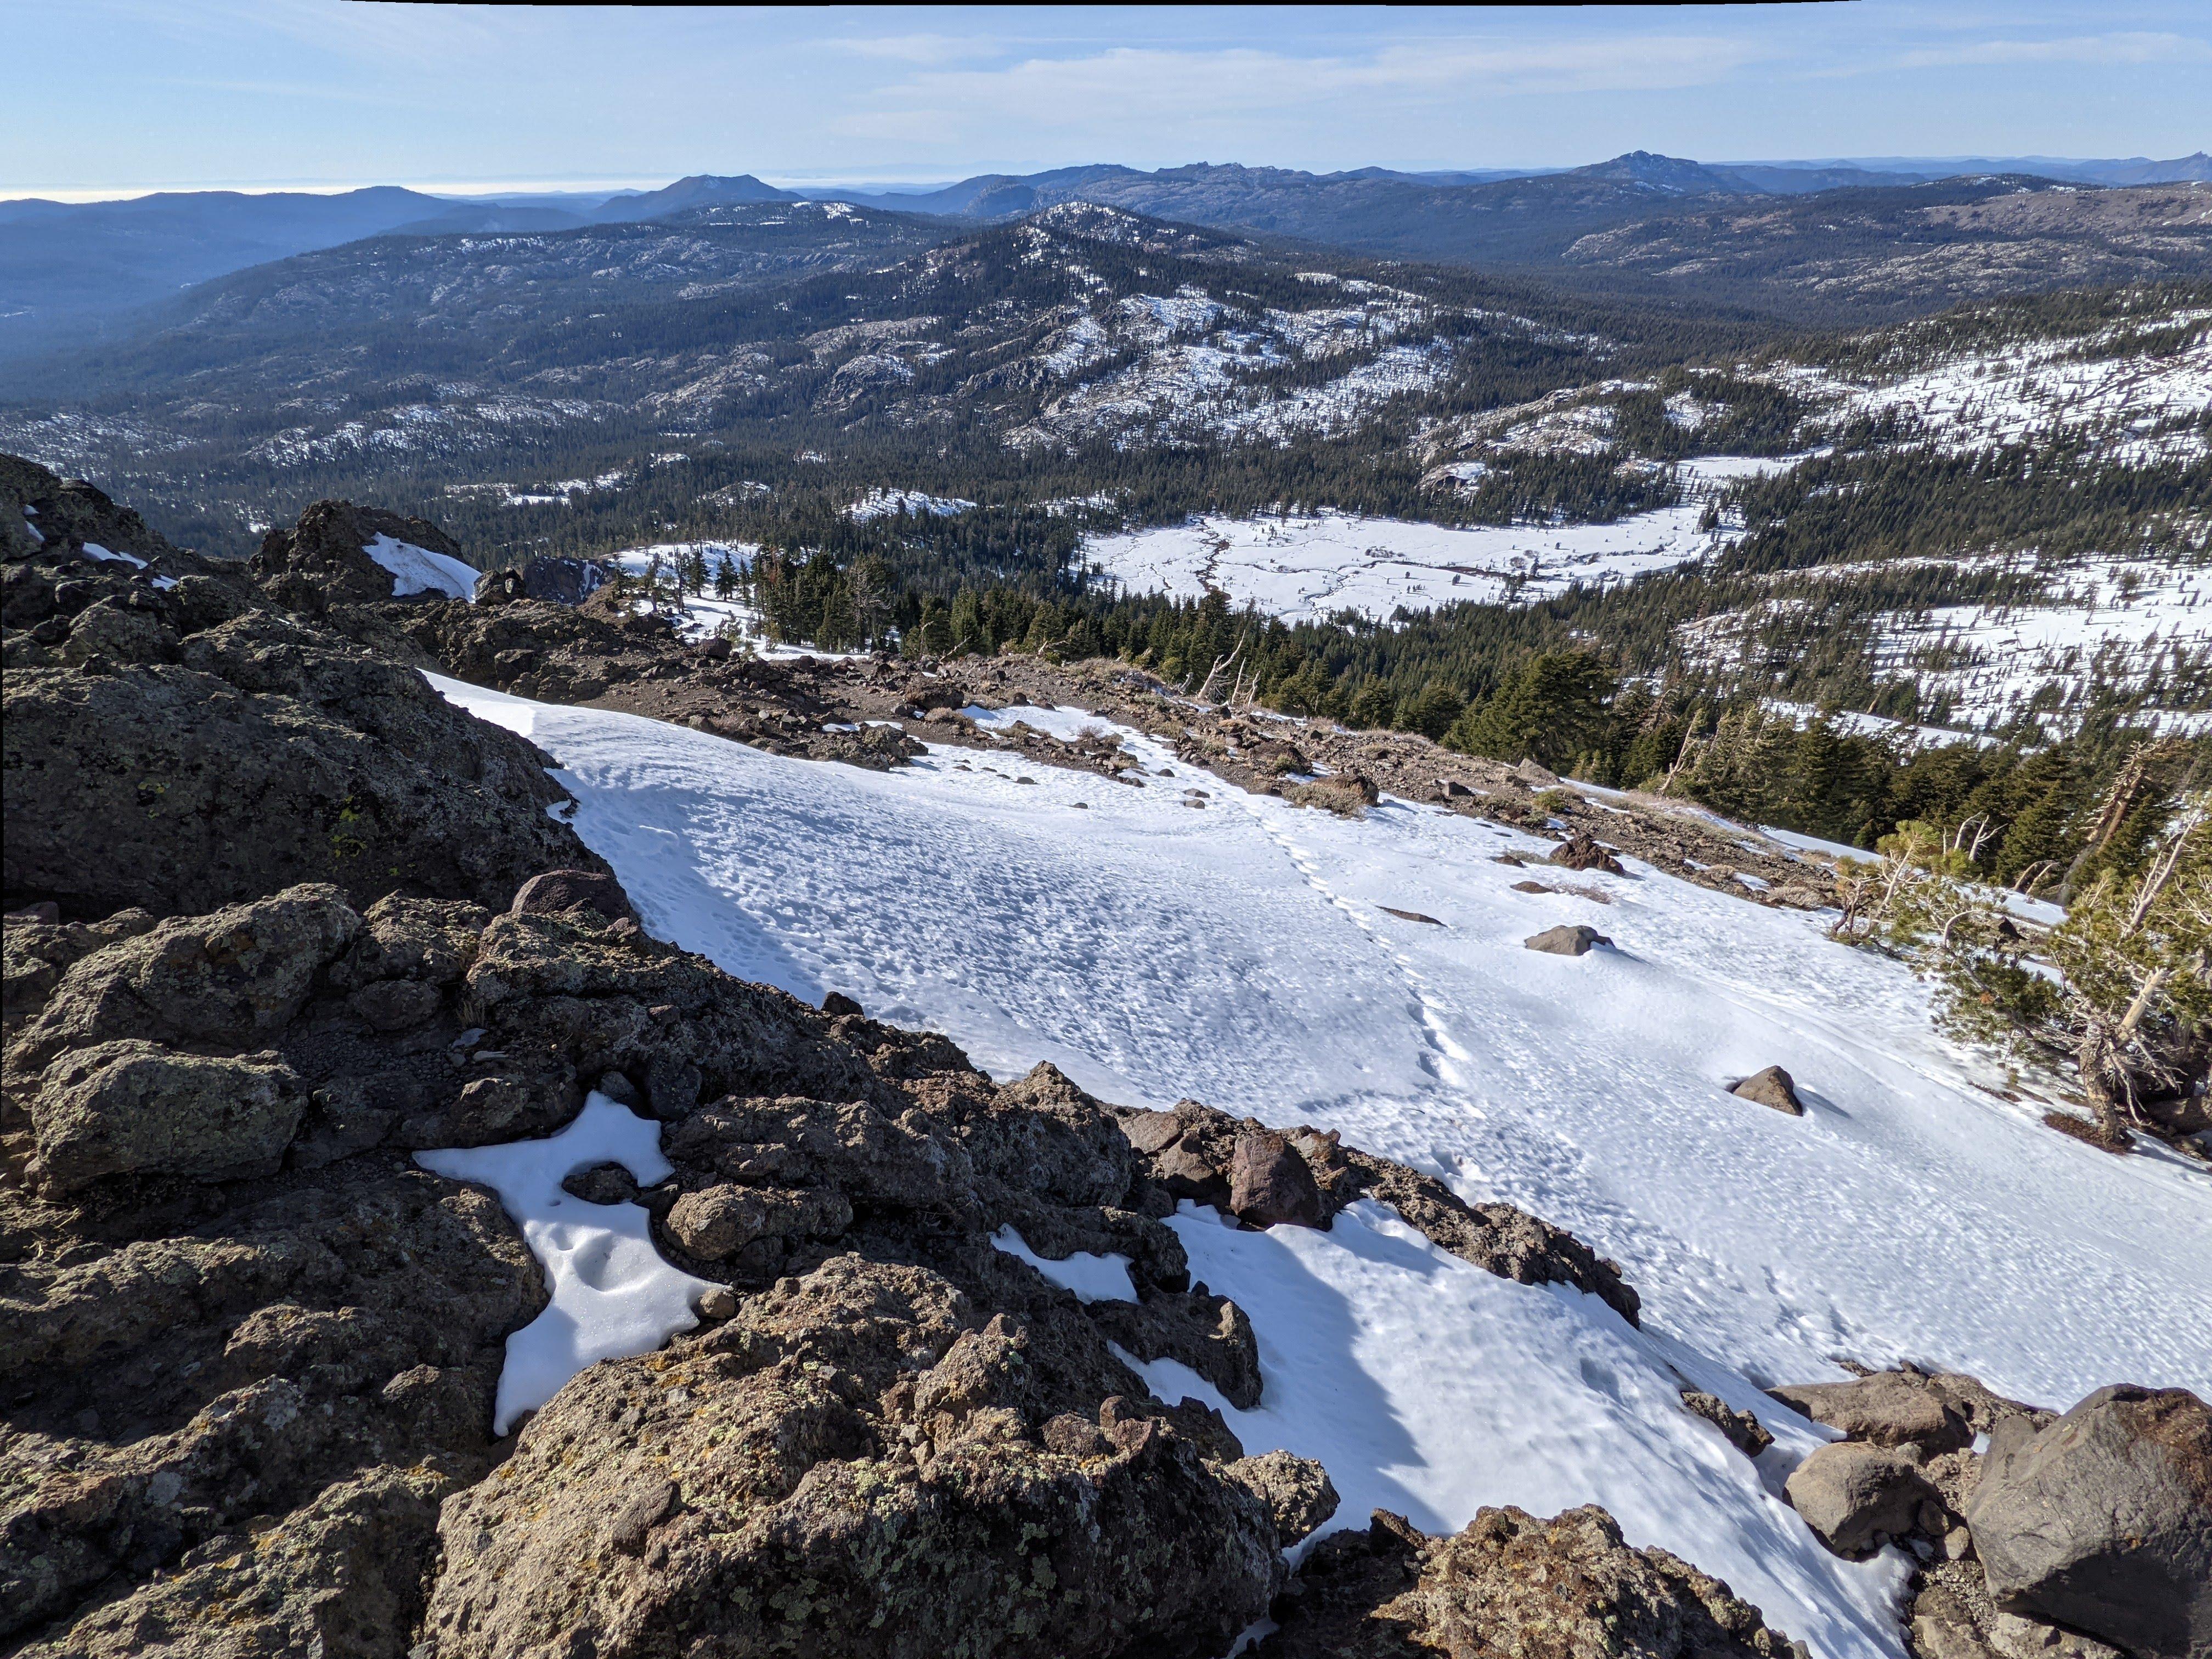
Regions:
[[6, 151, 2208, 361]]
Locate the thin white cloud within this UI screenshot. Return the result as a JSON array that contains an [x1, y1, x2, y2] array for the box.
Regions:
[[838, 33, 1768, 145], [1896, 30, 2212, 68]]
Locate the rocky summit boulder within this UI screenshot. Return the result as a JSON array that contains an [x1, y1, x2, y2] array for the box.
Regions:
[[509, 867, 635, 924], [1732, 1065, 1807, 1116], [1967, 1385, 2212, 1659], [1525, 923, 1612, 956], [420, 1259, 1290, 1659], [250, 499, 473, 613], [1785, 1441, 1940, 1556]]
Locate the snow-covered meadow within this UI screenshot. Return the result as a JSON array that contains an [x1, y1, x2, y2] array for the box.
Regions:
[[428, 676, 2212, 1654], [1085, 456, 1791, 622]]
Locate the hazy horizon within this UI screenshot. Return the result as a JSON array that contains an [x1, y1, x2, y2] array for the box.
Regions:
[[9, 2, 2207, 202]]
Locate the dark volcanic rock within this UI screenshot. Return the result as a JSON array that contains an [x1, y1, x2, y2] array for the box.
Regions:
[[1967, 1385, 2212, 1659], [29, 1040, 307, 1193], [3, 590, 602, 919], [1259, 1504, 1803, 1659], [509, 866, 635, 923], [0, 1161, 542, 1645], [13, 1462, 462, 1659], [248, 499, 472, 613], [420, 1257, 1286, 1659]]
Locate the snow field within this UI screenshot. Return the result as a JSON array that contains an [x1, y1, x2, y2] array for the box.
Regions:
[[431, 676, 2212, 1655], [1084, 456, 1792, 623], [415, 1092, 719, 1434]]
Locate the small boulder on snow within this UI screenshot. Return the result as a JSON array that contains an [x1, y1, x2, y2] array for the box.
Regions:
[[1966, 1385, 2212, 1659], [1785, 1441, 1939, 1557], [1549, 834, 1627, 875], [1523, 924, 1611, 957], [1228, 1128, 1328, 1229], [1731, 1065, 1806, 1116]]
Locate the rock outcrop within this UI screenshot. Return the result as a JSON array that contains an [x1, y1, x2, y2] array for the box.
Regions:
[[1259, 1505, 1806, 1658], [1525, 922, 1612, 956], [1967, 1385, 2212, 1659], [249, 499, 471, 613], [3, 465, 601, 920]]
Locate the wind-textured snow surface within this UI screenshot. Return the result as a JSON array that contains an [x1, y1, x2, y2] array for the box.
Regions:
[[1085, 457, 1788, 623], [431, 675, 2212, 1655], [415, 1092, 718, 1434], [363, 532, 480, 602]]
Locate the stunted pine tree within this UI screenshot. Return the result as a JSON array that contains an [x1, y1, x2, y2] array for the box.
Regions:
[[1906, 792, 2210, 1143]]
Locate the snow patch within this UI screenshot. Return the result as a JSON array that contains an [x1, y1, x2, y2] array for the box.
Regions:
[[363, 533, 479, 602], [990, 1226, 1138, 1303], [1085, 460, 1787, 623], [80, 542, 145, 568], [414, 1093, 718, 1435]]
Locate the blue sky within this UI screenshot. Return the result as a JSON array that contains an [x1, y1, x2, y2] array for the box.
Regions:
[[7, 2, 2207, 199]]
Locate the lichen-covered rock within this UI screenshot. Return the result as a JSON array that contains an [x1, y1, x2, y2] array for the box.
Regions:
[[0, 1164, 540, 1643], [421, 1256, 1287, 1659], [664, 1182, 853, 1261], [14, 1462, 461, 1659], [3, 906, 157, 1039], [1259, 1505, 1803, 1658], [1228, 1449, 1340, 1545], [3, 521, 600, 919], [8, 884, 360, 1073], [30, 1040, 306, 1192]]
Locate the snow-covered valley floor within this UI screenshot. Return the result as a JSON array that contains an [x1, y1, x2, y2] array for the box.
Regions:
[[1083, 456, 1791, 622], [431, 676, 2211, 1656]]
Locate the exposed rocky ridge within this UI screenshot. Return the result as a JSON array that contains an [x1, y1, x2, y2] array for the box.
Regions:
[[3, 482, 1723, 1658], [12, 482, 2200, 1659], [387, 583, 1835, 904], [2, 460, 600, 919]]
